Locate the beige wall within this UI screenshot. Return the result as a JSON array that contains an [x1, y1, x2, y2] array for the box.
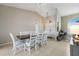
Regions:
[[61, 13, 79, 33], [0, 5, 42, 44]]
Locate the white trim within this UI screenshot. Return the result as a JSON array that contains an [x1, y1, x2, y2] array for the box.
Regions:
[[0, 42, 12, 46]]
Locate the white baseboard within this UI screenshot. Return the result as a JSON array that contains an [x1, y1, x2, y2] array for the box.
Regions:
[[0, 42, 12, 46]]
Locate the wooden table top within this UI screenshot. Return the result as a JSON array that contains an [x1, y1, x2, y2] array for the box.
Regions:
[[16, 34, 30, 40], [16, 33, 43, 40]]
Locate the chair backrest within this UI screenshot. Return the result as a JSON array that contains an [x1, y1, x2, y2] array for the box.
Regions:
[[20, 32, 29, 35], [37, 33, 43, 40], [9, 33, 16, 48], [30, 33, 37, 40], [43, 32, 48, 41]]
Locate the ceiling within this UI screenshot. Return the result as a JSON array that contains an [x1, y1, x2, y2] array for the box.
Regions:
[[1, 3, 79, 16], [0, 3, 51, 17], [50, 3, 79, 16], [1, 3, 39, 12]]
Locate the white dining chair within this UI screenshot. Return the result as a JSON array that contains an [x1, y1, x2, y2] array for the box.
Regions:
[[34, 33, 44, 50], [25, 33, 37, 54], [42, 32, 48, 45], [9, 33, 26, 55]]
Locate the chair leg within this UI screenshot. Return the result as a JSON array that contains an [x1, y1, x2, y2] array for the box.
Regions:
[[28, 47, 31, 55], [40, 41, 43, 46], [8, 46, 12, 56], [12, 48, 16, 56], [45, 40, 47, 45], [24, 44, 26, 52], [35, 45, 38, 51]]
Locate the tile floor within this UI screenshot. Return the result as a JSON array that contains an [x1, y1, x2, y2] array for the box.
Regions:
[[0, 38, 70, 56]]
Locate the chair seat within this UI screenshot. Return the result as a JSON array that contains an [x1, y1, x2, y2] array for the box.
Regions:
[[25, 39, 35, 46], [15, 40, 25, 47]]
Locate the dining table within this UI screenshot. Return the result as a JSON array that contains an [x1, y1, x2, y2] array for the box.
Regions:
[[16, 33, 38, 40], [16, 34, 30, 40]]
